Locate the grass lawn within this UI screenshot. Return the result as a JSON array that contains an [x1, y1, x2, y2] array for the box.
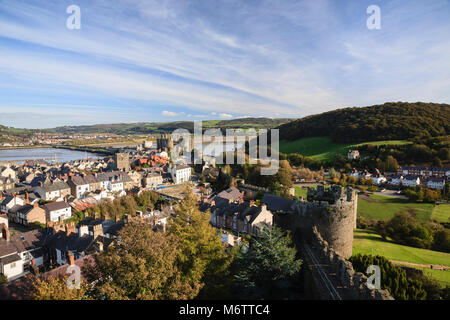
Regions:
[[353, 229, 450, 287], [358, 194, 434, 223], [294, 185, 318, 198], [431, 204, 450, 223], [353, 229, 450, 267], [421, 268, 450, 288], [279, 136, 411, 162]]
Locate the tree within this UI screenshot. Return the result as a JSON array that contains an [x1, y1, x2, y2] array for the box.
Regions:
[[329, 167, 341, 180], [29, 275, 89, 300], [169, 187, 236, 299], [232, 225, 302, 299], [83, 220, 200, 300], [385, 155, 399, 171]]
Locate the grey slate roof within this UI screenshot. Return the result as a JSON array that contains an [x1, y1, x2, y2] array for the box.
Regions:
[[42, 201, 70, 212]]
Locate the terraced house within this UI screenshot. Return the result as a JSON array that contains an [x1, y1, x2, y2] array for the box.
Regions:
[[8, 203, 46, 226], [0, 227, 50, 280], [41, 201, 72, 223], [67, 173, 101, 199], [33, 181, 70, 201], [96, 171, 125, 193], [0, 177, 15, 192]]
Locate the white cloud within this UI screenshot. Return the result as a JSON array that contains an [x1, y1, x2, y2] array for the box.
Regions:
[[162, 110, 181, 116], [218, 113, 233, 119]]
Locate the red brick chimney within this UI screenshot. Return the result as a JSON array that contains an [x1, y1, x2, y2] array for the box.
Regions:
[[25, 191, 29, 204], [67, 251, 75, 265], [65, 222, 76, 236]]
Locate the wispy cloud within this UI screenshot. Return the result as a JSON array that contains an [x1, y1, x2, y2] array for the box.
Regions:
[[0, 0, 449, 128]]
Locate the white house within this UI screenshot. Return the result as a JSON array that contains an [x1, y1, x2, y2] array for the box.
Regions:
[[97, 172, 124, 193], [402, 175, 421, 188], [68, 175, 91, 198], [389, 175, 403, 186], [0, 227, 48, 280], [169, 164, 191, 184], [34, 181, 71, 201], [42, 201, 72, 223], [0, 195, 24, 214], [348, 150, 360, 160], [0, 164, 17, 180], [427, 178, 446, 190], [372, 176, 387, 185]]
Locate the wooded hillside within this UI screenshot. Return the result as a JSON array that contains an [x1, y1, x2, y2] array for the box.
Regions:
[[278, 102, 450, 143]]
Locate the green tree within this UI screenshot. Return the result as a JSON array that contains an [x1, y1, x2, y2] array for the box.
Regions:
[[385, 155, 399, 171], [169, 187, 235, 299], [232, 225, 302, 299]]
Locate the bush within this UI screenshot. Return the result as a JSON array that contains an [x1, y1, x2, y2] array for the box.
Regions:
[[349, 254, 427, 300], [0, 274, 7, 285]]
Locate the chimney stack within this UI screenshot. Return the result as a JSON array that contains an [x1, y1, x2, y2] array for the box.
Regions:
[[78, 225, 89, 237], [2, 225, 10, 241], [93, 224, 103, 238], [65, 222, 76, 236], [67, 251, 75, 265]]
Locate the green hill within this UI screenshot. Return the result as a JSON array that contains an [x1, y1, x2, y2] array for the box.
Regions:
[[357, 194, 435, 223], [279, 136, 411, 161], [51, 118, 292, 134], [278, 102, 450, 143], [353, 229, 450, 287]]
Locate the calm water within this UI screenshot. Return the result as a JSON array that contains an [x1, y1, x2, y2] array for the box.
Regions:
[[0, 148, 101, 163]]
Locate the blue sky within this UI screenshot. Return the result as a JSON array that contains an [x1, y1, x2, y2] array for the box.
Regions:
[[0, 0, 449, 128]]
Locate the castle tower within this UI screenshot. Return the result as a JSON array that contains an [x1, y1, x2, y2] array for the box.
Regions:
[[114, 153, 130, 171], [275, 186, 357, 258]]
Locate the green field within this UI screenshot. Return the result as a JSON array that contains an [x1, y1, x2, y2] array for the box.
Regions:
[[421, 268, 450, 288], [294, 185, 318, 198], [431, 204, 450, 223], [358, 194, 434, 223], [279, 136, 411, 161], [353, 229, 450, 287]]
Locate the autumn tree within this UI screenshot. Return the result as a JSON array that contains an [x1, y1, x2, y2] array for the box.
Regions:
[[169, 186, 236, 299], [28, 275, 89, 300], [83, 220, 200, 300]]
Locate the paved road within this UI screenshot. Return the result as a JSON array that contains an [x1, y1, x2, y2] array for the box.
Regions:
[[391, 260, 450, 270], [372, 190, 408, 199]]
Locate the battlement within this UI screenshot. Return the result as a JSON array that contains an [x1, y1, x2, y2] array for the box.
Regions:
[[307, 185, 356, 204], [275, 185, 358, 258]]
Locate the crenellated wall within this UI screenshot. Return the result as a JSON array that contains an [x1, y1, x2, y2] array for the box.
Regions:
[[273, 185, 394, 300], [309, 227, 394, 300], [274, 185, 356, 258]]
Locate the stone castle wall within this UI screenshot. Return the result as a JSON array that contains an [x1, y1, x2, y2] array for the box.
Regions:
[[274, 185, 394, 300], [274, 185, 356, 258], [310, 227, 393, 300]]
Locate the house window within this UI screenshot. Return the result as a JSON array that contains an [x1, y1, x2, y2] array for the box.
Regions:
[[10, 262, 16, 268]]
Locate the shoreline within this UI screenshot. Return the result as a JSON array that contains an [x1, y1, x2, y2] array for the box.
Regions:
[[0, 145, 112, 163], [0, 145, 48, 150]]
